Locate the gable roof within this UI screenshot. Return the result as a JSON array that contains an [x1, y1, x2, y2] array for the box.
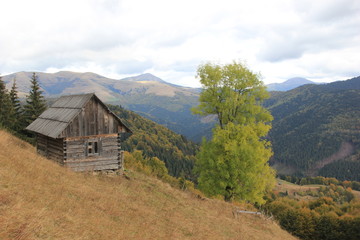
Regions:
[[26, 93, 131, 138]]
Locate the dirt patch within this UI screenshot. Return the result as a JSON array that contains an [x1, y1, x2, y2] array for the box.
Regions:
[[308, 141, 355, 176], [272, 162, 297, 175]]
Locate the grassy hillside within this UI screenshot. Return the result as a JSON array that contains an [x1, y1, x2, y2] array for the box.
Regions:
[[274, 179, 360, 201], [0, 130, 297, 240]]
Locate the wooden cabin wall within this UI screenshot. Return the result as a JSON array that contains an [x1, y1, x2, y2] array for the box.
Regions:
[[60, 97, 127, 138], [36, 134, 64, 164], [64, 134, 121, 171]]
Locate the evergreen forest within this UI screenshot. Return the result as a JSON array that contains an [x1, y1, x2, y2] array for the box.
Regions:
[[0, 73, 47, 140], [108, 104, 198, 179], [265, 76, 360, 180]]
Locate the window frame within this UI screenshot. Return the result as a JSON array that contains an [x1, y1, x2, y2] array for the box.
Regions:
[[86, 139, 100, 156]]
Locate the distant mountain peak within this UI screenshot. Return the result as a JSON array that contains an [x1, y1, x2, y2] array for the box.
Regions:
[[285, 77, 314, 84], [267, 77, 317, 91], [122, 73, 166, 83]]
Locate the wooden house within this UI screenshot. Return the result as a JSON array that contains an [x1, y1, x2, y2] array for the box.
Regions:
[[26, 93, 132, 172]]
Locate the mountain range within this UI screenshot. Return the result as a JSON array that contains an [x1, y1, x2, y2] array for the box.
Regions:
[[3, 71, 312, 97], [2, 71, 198, 100], [2, 71, 210, 141], [3, 71, 360, 180], [1, 71, 318, 142]]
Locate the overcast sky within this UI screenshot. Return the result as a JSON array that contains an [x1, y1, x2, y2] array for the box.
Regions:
[[1, 0, 359, 87]]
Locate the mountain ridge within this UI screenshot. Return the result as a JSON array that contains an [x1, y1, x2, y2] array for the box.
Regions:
[[2, 71, 325, 142], [2, 71, 198, 99], [2, 71, 210, 142]]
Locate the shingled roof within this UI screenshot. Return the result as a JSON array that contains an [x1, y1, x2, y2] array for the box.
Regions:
[[26, 93, 130, 138]]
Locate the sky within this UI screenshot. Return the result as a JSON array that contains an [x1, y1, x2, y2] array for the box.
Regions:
[[0, 0, 359, 88]]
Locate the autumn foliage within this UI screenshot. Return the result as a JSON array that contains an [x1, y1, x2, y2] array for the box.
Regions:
[[265, 181, 360, 239]]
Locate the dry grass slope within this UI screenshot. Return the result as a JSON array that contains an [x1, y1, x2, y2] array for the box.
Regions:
[[0, 130, 297, 240]]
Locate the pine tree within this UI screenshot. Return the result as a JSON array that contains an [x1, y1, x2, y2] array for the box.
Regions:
[[9, 78, 22, 130], [23, 73, 47, 125], [0, 76, 13, 128], [0, 76, 7, 126]]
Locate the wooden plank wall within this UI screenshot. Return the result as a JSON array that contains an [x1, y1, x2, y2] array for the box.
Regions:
[[60, 97, 127, 138], [37, 134, 64, 164], [64, 134, 121, 172]]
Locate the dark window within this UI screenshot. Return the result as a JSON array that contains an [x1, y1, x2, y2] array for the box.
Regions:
[[87, 141, 99, 155]]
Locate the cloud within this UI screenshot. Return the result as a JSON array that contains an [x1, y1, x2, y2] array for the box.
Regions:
[[295, 0, 360, 23], [258, 0, 360, 63], [0, 0, 359, 87]]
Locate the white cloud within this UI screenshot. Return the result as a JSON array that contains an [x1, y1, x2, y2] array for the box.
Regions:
[[0, 0, 359, 87]]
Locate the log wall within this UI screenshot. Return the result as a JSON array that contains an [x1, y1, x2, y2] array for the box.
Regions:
[[36, 134, 64, 164], [64, 134, 122, 171]]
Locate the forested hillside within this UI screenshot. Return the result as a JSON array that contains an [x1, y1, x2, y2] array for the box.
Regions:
[[265, 76, 360, 180], [108, 105, 198, 179], [108, 93, 213, 142]]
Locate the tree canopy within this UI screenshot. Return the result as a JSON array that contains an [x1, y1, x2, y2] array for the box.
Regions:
[[192, 61, 272, 128], [193, 61, 275, 203]]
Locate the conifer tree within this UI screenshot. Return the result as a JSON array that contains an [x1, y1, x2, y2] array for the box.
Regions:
[[9, 78, 22, 130], [0, 76, 13, 128], [0, 76, 7, 126], [23, 73, 47, 125], [193, 61, 275, 203]]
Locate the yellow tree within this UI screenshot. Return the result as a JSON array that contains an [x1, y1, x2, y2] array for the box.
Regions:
[[193, 61, 275, 203]]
